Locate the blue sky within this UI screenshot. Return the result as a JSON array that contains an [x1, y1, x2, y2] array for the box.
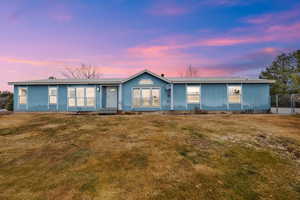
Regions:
[[1, 0, 300, 90]]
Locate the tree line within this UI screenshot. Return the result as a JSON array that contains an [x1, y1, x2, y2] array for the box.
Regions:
[[259, 50, 300, 95], [0, 91, 13, 111]]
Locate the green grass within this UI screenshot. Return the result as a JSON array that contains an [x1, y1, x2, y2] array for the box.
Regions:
[[0, 113, 300, 200]]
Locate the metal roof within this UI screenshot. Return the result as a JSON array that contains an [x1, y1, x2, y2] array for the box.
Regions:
[[8, 78, 123, 85], [8, 70, 275, 85], [168, 77, 275, 84]]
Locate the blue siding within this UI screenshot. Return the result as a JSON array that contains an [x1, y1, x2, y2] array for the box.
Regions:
[[14, 86, 28, 111], [243, 84, 270, 110], [173, 84, 186, 110], [202, 84, 228, 110], [12, 75, 271, 112], [228, 84, 242, 111], [101, 86, 107, 109], [14, 84, 104, 112], [13, 86, 19, 111], [122, 73, 170, 111], [28, 85, 48, 111], [58, 85, 68, 111]]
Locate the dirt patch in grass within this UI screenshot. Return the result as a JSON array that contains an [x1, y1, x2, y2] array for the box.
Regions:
[[0, 113, 300, 199]]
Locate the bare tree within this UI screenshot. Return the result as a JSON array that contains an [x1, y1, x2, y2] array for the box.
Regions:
[[61, 64, 102, 79], [180, 65, 199, 77]]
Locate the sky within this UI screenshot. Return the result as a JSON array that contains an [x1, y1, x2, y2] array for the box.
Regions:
[[1, 0, 300, 91]]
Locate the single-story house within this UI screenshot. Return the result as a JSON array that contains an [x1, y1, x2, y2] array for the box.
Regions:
[[8, 69, 275, 112]]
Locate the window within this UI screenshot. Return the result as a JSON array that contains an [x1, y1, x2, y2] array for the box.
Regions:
[[68, 87, 95, 107], [86, 88, 95, 106], [76, 88, 85, 106], [18, 88, 27, 105], [68, 88, 76, 107], [132, 88, 160, 108], [228, 86, 241, 103], [141, 88, 151, 107], [187, 86, 200, 103], [49, 87, 57, 104], [152, 88, 160, 107], [133, 88, 141, 107]]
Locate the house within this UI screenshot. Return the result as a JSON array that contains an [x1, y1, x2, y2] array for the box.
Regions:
[[8, 69, 275, 112]]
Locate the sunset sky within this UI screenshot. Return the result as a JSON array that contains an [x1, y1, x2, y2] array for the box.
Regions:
[[1, 0, 300, 91]]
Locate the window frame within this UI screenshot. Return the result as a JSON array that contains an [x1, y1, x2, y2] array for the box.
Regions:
[[67, 87, 96, 107], [76, 87, 85, 107], [132, 87, 161, 108], [68, 88, 76, 107], [48, 87, 58, 105], [85, 87, 96, 107], [186, 85, 201, 104], [18, 87, 28, 105], [227, 85, 242, 104]]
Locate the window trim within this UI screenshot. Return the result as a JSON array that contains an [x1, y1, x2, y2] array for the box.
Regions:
[[227, 85, 242, 104], [48, 86, 58, 105], [131, 87, 161, 108], [86, 87, 96, 107], [67, 87, 96, 107], [67, 87, 76, 107], [18, 87, 28, 105], [186, 85, 201, 104]]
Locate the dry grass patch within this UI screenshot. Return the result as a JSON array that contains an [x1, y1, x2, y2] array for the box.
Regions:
[[0, 113, 300, 200]]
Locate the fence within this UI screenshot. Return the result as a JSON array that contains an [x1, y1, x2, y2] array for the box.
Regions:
[[271, 94, 300, 114]]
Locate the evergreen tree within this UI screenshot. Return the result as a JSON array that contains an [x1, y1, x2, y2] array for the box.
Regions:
[[259, 50, 300, 95]]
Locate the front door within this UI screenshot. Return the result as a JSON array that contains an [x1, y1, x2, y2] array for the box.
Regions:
[[106, 87, 118, 109]]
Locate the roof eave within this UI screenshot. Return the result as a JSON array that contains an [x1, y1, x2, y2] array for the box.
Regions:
[[171, 80, 276, 84], [8, 81, 122, 85], [121, 69, 171, 84]]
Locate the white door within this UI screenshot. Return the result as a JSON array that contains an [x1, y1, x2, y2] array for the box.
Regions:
[[106, 87, 118, 108]]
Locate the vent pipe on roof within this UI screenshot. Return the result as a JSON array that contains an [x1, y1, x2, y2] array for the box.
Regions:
[[161, 74, 165, 77]]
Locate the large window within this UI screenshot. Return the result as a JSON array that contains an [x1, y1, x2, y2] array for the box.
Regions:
[[187, 86, 200, 103], [228, 86, 241, 103], [68, 87, 95, 107], [132, 88, 160, 108], [49, 87, 57, 104], [18, 88, 27, 105]]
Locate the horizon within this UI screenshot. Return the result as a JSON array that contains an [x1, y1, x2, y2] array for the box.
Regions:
[[1, 0, 300, 91]]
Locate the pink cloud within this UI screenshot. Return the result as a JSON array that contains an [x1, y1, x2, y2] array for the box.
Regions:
[[0, 57, 78, 66], [244, 5, 300, 25], [261, 47, 279, 55], [245, 14, 273, 24], [148, 1, 190, 16], [199, 37, 258, 46], [148, 0, 257, 16]]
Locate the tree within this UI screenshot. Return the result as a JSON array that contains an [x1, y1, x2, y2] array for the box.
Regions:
[[180, 65, 199, 77], [259, 50, 300, 95], [5, 94, 13, 111], [62, 64, 102, 79], [0, 91, 13, 110]]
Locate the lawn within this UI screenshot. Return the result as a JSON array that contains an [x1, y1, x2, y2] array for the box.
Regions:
[[0, 113, 300, 200]]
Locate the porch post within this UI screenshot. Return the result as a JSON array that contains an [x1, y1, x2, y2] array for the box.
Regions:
[[118, 84, 122, 110], [171, 84, 174, 110]]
